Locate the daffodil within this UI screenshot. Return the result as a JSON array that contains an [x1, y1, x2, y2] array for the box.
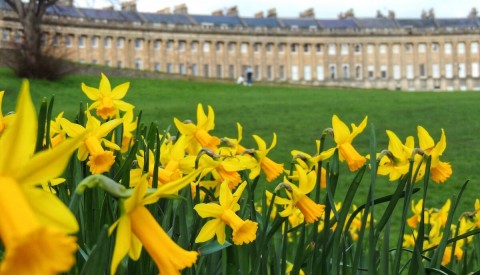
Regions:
[[0, 90, 15, 135], [245, 134, 284, 182], [119, 109, 137, 152], [417, 126, 452, 183], [275, 165, 325, 224], [60, 110, 122, 174], [47, 112, 67, 148], [331, 115, 368, 171], [0, 81, 82, 274], [194, 181, 258, 245], [174, 104, 220, 154], [82, 73, 134, 119], [406, 199, 429, 229], [109, 171, 200, 275], [377, 130, 414, 181], [289, 146, 335, 188]]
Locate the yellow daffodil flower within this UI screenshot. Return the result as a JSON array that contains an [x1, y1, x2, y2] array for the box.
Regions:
[[60, 110, 122, 174], [119, 109, 137, 153], [417, 126, 452, 183], [275, 165, 325, 224], [174, 104, 221, 154], [442, 245, 463, 266], [0, 81, 82, 274], [429, 199, 451, 238], [474, 199, 480, 229], [47, 112, 67, 148], [245, 134, 284, 182], [0, 90, 15, 136], [289, 146, 335, 188], [406, 199, 430, 229], [82, 73, 134, 119], [109, 171, 200, 275], [378, 130, 414, 181], [331, 115, 368, 171], [194, 181, 258, 245]]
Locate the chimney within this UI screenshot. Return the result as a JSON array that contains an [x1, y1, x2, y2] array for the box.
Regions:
[[226, 6, 238, 16], [300, 8, 314, 18], [469, 7, 478, 18], [267, 8, 277, 18], [255, 11, 264, 18], [57, 0, 73, 6], [212, 9, 224, 16], [121, 0, 136, 11], [102, 6, 114, 11], [174, 3, 188, 14], [388, 10, 396, 20], [157, 7, 171, 14]]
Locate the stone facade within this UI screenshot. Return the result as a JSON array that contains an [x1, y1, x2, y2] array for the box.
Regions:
[[1, 2, 480, 91]]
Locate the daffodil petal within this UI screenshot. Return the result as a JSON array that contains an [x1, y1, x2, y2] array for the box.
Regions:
[[59, 118, 86, 137], [81, 83, 100, 100], [110, 217, 131, 275], [195, 219, 221, 243], [194, 203, 223, 218], [332, 115, 350, 144], [111, 82, 130, 100], [95, 119, 123, 139]]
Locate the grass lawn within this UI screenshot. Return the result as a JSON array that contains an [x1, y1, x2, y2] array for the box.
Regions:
[[1, 67, 480, 216]]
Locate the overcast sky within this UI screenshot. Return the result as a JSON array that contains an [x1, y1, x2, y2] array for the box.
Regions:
[[74, 0, 478, 19]]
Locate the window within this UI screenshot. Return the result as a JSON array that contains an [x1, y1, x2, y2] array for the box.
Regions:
[[192, 64, 198, 76], [405, 43, 413, 53], [166, 40, 173, 50], [179, 64, 186, 75], [342, 64, 349, 79], [341, 44, 348, 55], [154, 63, 161, 72], [92, 59, 97, 65], [316, 43, 323, 53], [266, 43, 273, 52], [380, 65, 387, 79], [2, 29, 9, 41], [291, 65, 299, 81], [354, 44, 361, 54], [457, 42, 465, 54], [368, 65, 375, 79], [241, 43, 248, 53], [472, 62, 479, 78], [203, 42, 210, 52], [154, 40, 161, 50], [53, 34, 59, 46], [432, 64, 440, 79], [117, 60, 123, 68], [254, 43, 260, 52], [392, 44, 400, 54], [279, 65, 285, 80], [229, 65, 235, 79], [267, 65, 273, 80], [105, 60, 110, 67], [14, 30, 21, 43], [216, 42, 223, 52], [216, 65, 222, 78], [445, 64, 453, 79], [406, 64, 414, 79], [117, 37, 124, 49], [444, 43, 452, 54], [379, 44, 387, 54], [204, 64, 209, 77], [78, 35, 85, 48], [134, 38, 142, 49], [66, 35, 73, 47], [304, 65, 311, 81], [191, 41, 198, 52], [278, 43, 285, 53], [291, 43, 298, 53], [459, 63, 466, 78], [471, 42, 479, 53], [303, 44, 310, 53], [254, 65, 260, 80], [393, 65, 401, 80], [167, 63, 173, 73], [431, 43, 439, 52], [228, 42, 235, 52], [418, 43, 426, 53], [135, 58, 142, 70], [328, 44, 336, 55], [178, 41, 186, 51], [104, 37, 111, 48], [355, 65, 362, 79], [367, 44, 374, 54], [329, 65, 336, 80], [419, 64, 426, 78], [317, 65, 324, 81]]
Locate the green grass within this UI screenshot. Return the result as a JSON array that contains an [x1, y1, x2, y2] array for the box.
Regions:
[[1, 67, 479, 215]]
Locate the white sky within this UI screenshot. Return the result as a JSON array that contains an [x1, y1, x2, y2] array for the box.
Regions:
[[74, 0, 478, 19]]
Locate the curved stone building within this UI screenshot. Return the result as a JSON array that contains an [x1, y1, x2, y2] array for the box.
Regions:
[[1, 0, 480, 91]]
